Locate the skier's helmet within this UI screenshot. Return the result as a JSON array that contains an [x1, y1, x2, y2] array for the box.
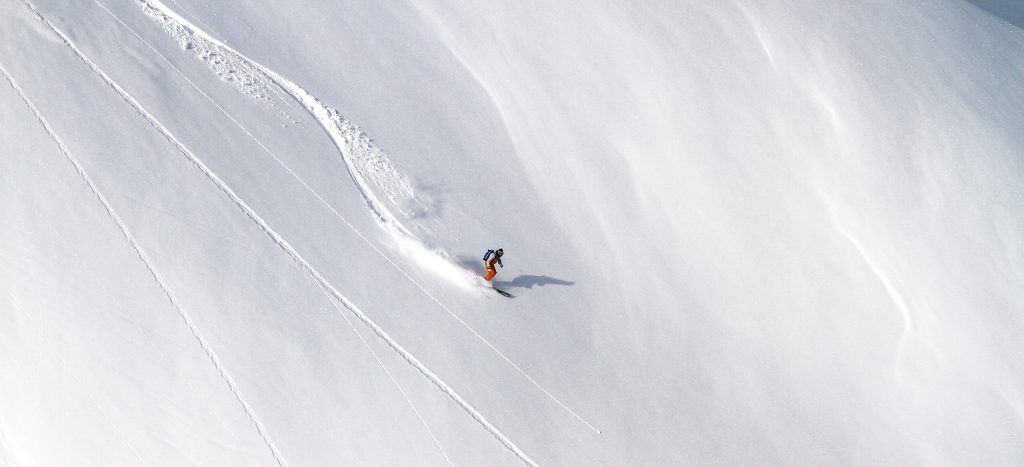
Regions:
[[496, 248, 504, 256]]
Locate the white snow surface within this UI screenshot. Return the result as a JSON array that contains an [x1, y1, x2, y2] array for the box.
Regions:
[[2, 0, 1024, 465]]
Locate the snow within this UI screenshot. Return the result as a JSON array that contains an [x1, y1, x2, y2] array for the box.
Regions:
[[2, 0, 1023, 465]]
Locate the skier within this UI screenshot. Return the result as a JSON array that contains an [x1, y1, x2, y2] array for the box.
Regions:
[[483, 248, 504, 281]]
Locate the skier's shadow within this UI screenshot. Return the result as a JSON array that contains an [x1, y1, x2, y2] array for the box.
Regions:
[[456, 255, 575, 289], [492, 275, 575, 289]]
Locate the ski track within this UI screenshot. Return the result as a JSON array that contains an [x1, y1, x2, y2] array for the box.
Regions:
[[15, 4, 291, 467], [135, 0, 601, 435], [315, 282, 454, 466], [21, 2, 536, 464]]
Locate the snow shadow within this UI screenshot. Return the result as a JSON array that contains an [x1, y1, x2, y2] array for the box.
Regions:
[[492, 275, 575, 290], [966, 0, 1024, 29]]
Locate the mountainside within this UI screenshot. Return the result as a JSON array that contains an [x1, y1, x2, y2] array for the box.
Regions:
[[2, 0, 1023, 465]]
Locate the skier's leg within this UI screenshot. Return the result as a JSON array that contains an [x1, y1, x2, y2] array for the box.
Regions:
[[485, 267, 497, 281]]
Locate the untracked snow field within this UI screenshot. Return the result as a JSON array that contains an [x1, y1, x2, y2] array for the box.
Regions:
[[2, 0, 1023, 465]]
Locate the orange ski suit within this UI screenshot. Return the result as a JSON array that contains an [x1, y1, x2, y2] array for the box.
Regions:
[[484, 253, 502, 281]]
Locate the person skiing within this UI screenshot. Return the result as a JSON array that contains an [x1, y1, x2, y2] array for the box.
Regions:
[[483, 248, 504, 281]]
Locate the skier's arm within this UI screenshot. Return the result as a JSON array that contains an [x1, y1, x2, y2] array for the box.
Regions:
[[497, 257, 503, 268]]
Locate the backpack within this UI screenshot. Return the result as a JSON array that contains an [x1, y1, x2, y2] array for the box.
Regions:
[[483, 249, 494, 261]]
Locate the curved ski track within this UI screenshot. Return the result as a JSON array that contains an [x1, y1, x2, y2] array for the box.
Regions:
[[138, 0, 416, 238], [21, 2, 536, 464], [137, 0, 601, 436], [90, 2, 453, 462]]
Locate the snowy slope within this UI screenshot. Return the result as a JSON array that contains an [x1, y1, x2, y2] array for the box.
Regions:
[[2, 0, 1023, 465]]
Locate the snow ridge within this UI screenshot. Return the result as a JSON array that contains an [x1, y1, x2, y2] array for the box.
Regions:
[[23, 3, 534, 463], [17, 4, 291, 467], [828, 209, 913, 364]]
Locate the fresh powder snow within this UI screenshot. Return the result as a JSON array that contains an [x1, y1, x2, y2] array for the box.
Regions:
[[1, 0, 1023, 465]]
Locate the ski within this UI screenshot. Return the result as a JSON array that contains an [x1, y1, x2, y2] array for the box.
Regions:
[[494, 288, 514, 298]]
